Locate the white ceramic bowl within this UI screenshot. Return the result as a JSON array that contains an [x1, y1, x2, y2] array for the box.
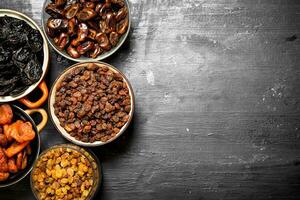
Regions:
[[0, 9, 49, 103]]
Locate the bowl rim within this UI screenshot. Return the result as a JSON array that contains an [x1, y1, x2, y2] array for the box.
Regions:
[[0, 9, 49, 102], [30, 144, 102, 200], [0, 104, 41, 188], [48, 61, 135, 147], [41, 0, 131, 62]]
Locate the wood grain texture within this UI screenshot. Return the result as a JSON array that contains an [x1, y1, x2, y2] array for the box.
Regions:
[[1, 0, 300, 199]]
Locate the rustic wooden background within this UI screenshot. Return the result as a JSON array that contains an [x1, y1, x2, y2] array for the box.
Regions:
[[1, 0, 300, 199]]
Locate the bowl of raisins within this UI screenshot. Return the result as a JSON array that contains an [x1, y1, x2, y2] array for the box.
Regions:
[[48, 62, 134, 147]]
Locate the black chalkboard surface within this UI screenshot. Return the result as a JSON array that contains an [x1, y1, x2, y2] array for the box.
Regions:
[[1, 0, 300, 200]]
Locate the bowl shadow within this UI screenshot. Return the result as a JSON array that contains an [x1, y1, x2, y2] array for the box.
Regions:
[[102, 26, 134, 68], [91, 114, 136, 162], [90, 114, 136, 199]]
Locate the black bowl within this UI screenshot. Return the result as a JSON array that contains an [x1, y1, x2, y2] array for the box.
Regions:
[[0, 105, 40, 188]]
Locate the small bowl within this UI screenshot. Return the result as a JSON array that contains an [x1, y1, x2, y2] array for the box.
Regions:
[[48, 62, 134, 147], [30, 144, 102, 200], [0, 104, 48, 188], [0, 9, 49, 105], [41, 0, 131, 62]]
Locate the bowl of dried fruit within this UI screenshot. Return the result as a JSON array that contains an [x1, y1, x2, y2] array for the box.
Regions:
[[0, 9, 50, 108], [30, 144, 102, 200], [42, 0, 130, 62], [48, 62, 134, 147], [0, 104, 48, 187]]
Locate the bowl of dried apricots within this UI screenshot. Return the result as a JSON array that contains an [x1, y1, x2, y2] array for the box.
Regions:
[[0, 104, 48, 187]]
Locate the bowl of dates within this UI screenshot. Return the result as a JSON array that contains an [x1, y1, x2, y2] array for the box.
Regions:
[[42, 0, 131, 62], [49, 62, 134, 147], [0, 9, 49, 107]]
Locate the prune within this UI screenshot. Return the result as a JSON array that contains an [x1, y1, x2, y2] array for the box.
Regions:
[[5, 33, 27, 46], [27, 29, 43, 52], [0, 67, 20, 94], [9, 86, 27, 96], [13, 47, 32, 63], [0, 76, 19, 86], [0, 26, 10, 40], [0, 62, 12, 70], [0, 46, 11, 63], [23, 58, 43, 83], [10, 19, 31, 33], [21, 75, 34, 86], [13, 60, 26, 70], [0, 16, 43, 96], [0, 17, 8, 26], [0, 83, 16, 95]]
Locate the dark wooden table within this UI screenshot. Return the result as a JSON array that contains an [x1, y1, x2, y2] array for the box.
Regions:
[[1, 0, 300, 199]]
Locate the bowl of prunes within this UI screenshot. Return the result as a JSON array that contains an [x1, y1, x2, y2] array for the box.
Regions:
[[42, 0, 131, 62], [0, 9, 50, 108]]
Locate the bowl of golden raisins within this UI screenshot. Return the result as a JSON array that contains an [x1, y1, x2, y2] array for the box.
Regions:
[[30, 144, 101, 200]]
